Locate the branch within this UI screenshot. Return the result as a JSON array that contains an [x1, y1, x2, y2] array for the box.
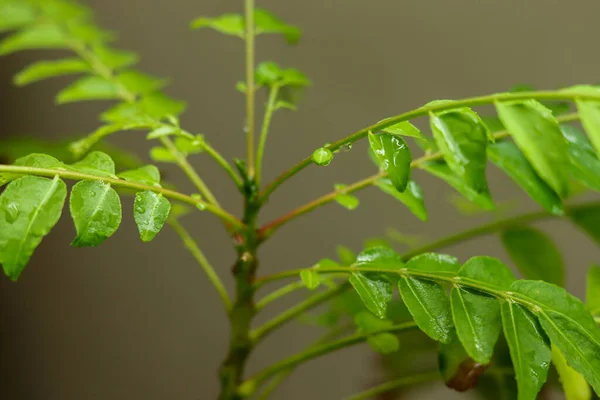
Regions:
[[258, 112, 580, 237], [255, 84, 280, 187], [169, 218, 232, 312], [344, 372, 440, 400], [0, 164, 244, 229], [245, 0, 256, 177], [255, 280, 305, 310]]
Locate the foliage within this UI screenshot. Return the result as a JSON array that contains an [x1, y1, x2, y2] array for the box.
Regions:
[[1, 0, 600, 399]]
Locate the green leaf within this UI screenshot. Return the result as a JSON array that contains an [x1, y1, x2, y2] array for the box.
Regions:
[[501, 301, 551, 400], [0, 2, 36, 33], [398, 276, 453, 343], [56, 76, 121, 104], [146, 125, 179, 140], [511, 280, 600, 395], [93, 46, 139, 70], [422, 161, 494, 210], [355, 246, 404, 270], [495, 100, 570, 197], [405, 253, 461, 274], [133, 191, 170, 242], [368, 132, 411, 192], [67, 151, 116, 178], [568, 85, 600, 156], [336, 245, 356, 266], [174, 136, 205, 155], [0, 153, 63, 187], [349, 272, 394, 319], [255, 61, 282, 86], [552, 344, 592, 400], [488, 141, 563, 216], [0, 176, 67, 281], [367, 333, 400, 354], [280, 68, 310, 87], [149, 147, 176, 163], [451, 287, 502, 364], [375, 179, 427, 221], [69, 180, 122, 247], [561, 125, 600, 192], [501, 227, 564, 286], [13, 58, 90, 86], [458, 256, 516, 290], [380, 120, 427, 142], [430, 107, 489, 193], [300, 269, 321, 290], [117, 70, 166, 95], [587, 265, 600, 315], [569, 205, 600, 246], [0, 24, 68, 55], [333, 184, 359, 210], [311, 147, 333, 166], [254, 8, 301, 44], [118, 165, 161, 187], [190, 14, 245, 37]]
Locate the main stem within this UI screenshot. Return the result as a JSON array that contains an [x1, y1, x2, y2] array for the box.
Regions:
[[218, 195, 260, 400], [245, 0, 256, 178]]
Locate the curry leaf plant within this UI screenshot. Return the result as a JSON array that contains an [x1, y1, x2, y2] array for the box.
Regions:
[[2, 1, 600, 399]]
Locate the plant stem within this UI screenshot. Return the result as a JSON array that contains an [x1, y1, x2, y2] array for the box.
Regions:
[[258, 91, 589, 203], [244, 321, 419, 391], [344, 372, 440, 400], [258, 112, 580, 237], [0, 164, 243, 229], [169, 218, 232, 312], [255, 281, 305, 310], [245, 0, 256, 178], [251, 284, 348, 343], [255, 85, 280, 187], [201, 140, 244, 189]]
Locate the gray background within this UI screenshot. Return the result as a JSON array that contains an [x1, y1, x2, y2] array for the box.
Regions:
[[1, 0, 600, 399]]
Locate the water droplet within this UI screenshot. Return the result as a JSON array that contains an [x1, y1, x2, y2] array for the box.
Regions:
[[342, 143, 353, 152], [135, 205, 146, 214], [5, 203, 20, 223], [196, 203, 207, 211], [89, 190, 97, 198]]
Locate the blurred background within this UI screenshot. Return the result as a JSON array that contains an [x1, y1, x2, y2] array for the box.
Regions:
[[2, 0, 600, 399]]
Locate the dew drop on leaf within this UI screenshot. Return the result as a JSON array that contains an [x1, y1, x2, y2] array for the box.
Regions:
[[5, 202, 20, 223]]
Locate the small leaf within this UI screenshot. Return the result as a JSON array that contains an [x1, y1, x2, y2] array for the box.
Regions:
[[368, 132, 411, 192], [495, 100, 570, 197], [56, 76, 121, 104], [458, 256, 516, 290], [501, 227, 564, 286], [255, 61, 282, 86], [333, 184, 359, 210], [451, 287, 502, 364], [0, 24, 68, 55], [190, 14, 245, 37], [380, 120, 427, 142], [501, 301, 552, 400], [569, 205, 600, 246], [174, 136, 205, 154], [405, 253, 461, 274], [146, 125, 179, 140], [118, 165, 161, 187], [430, 107, 489, 193], [311, 147, 333, 166], [561, 125, 600, 192], [511, 280, 600, 395], [367, 333, 400, 354], [70, 180, 122, 247], [117, 70, 166, 95], [336, 245, 356, 266], [0, 3, 36, 33], [67, 151, 116, 177], [254, 8, 301, 44], [300, 269, 321, 290], [0, 176, 67, 281], [13, 58, 90, 86], [552, 344, 592, 400], [422, 161, 494, 210], [398, 276, 453, 343], [93, 46, 139, 70], [568, 85, 600, 155], [150, 147, 177, 163], [488, 141, 563, 216], [349, 273, 394, 319], [133, 191, 170, 242], [375, 179, 427, 221], [587, 265, 600, 315]]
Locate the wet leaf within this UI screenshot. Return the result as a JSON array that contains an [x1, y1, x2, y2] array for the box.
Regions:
[[118, 165, 161, 187], [368, 132, 411, 192], [375, 179, 427, 221], [133, 191, 170, 242], [311, 147, 333, 166], [405, 253, 461, 275], [67, 151, 116, 178], [380, 120, 427, 142], [561, 125, 600, 192], [458, 256, 516, 290], [0, 153, 63, 187]]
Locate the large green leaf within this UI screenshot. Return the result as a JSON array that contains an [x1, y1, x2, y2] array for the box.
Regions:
[[501, 301, 551, 400], [0, 176, 67, 281], [561, 125, 600, 192], [569, 205, 600, 246], [66, 151, 116, 178], [118, 165, 161, 187], [355, 246, 404, 270], [430, 107, 489, 193], [14, 58, 90, 86], [0, 153, 63, 187], [451, 287, 502, 364], [495, 100, 570, 197], [0, 24, 68, 55], [552, 344, 592, 400], [56, 76, 121, 104], [375, 179, 427, 221], [349, 273, 393, 319], [587, 265, 600, 316], [133, 191, 170, 242], [422, 161, 494, 210], [487, 141, 563, 215], [398, 276, 453, 343], [405, 252, 461, 274], [512, 280, 600, 394], [458, 256, 516, 290], [501, 227, 564, 286], [69, 180, 122, 247], [368, 132, 411, 192]]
